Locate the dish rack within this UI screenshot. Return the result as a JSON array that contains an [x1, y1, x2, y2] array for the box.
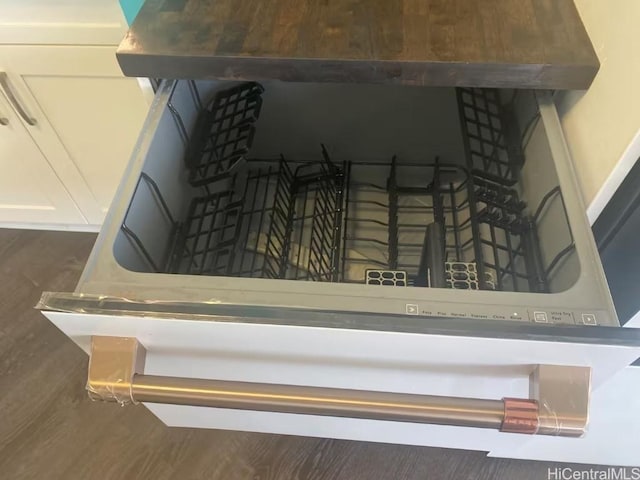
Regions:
[[185, 82, 264, 191], [170, 147, 345, 282], [341, 158, 547, 291], [120, 82, 557, 293]]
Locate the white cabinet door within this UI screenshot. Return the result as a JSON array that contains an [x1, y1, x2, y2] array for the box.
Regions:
[[0, 92, 85, 226], [0, 45, 150, 226]]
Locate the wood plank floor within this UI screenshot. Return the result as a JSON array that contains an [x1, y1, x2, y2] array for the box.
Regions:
[[0, 229, 599, 479]]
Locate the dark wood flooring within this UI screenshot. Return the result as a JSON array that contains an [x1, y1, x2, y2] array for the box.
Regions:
[[0, 229, 600, 479]]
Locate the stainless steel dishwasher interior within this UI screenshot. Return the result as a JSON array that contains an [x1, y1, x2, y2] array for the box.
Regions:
[[75, 80, 617, 326]]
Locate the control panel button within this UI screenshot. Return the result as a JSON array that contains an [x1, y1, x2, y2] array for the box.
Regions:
[[406, 304, 419, 315], [528, 310, 575, 324], [533, 311, 548, 323], [581, 313, 597, 325]]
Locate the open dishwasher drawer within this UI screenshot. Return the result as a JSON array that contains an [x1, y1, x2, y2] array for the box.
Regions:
[[39, 79, 640, 461], [46, 81, 624, 324], [36, 0, 640, 464]]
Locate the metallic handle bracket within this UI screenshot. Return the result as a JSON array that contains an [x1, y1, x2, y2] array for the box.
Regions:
[[88, 336, 591, 437]]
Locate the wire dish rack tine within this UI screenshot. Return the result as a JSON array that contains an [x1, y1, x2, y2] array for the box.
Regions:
[[121, 172, 178, 273]]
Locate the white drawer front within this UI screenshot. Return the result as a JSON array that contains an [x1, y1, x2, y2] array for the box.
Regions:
[[42, 307, 640, 458]]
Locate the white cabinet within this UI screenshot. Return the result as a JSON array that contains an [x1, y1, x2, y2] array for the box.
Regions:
[[0, 0, 129, 45], [0, 45, 150, 228], [0, 91, 85, 226]]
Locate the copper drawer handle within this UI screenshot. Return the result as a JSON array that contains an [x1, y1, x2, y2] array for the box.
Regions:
[[88, 336, 591, 437]]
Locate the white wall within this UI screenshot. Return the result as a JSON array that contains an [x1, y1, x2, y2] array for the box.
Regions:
[[556, 0, 640, 223]]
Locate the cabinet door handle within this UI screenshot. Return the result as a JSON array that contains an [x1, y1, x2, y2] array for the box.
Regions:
[[0, 116, 7, 126], [0, 72, 37, 126], [88, 336, 592, 437]]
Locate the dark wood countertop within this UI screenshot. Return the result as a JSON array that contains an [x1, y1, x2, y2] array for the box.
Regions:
[[117, 0, 599, 89]]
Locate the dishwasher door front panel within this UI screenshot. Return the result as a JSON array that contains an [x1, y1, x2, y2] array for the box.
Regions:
[[41, 306, 640, 462]]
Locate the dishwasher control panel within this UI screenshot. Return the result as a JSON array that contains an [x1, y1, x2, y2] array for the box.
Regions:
[[404, 303, 606, 325]]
